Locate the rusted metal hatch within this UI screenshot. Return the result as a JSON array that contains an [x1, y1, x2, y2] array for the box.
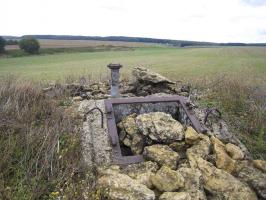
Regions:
[[105, 95, 206, 165]]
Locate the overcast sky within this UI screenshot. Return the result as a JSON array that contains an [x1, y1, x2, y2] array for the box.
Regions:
[[1, 0, 266, 43]]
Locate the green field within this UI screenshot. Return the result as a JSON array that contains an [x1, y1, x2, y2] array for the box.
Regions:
[[1, 46, 266, 85]]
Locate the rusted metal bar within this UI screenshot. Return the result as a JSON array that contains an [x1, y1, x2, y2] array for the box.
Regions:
[[204, 108, 222, 124], [84, 107, 104, 128]]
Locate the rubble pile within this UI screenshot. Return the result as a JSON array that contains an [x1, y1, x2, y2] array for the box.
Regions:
[[121, 67, 189, 97], [117, 112, 184, 155], [74, 67, 266, 200], [43, 66, 191, 101], [43, 82, 110, 100], [98, 112, 266, 199]]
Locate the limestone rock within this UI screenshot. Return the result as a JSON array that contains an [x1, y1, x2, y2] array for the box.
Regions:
[[253, 159, 266, 173], [225, 143, 245, 160], [131, 133, 145, 154], [169, 141, 188, 159], [235, 160, 266, 199], [98, 171, 155, 200], [186, 133, 210, 168], [118, 113, 144, 154], [159, 192, 191, 200], [123, 137, 132, 147], [143, 144, 180, 169], [185, 126, 200, 145], [169, 141, 187, 152], [122, 161, 159, 189], [151, 166, 185, 192], [98, 165, 121, 176], [192, 157, 258, 200], [133, 67, 174, 84], [136, 112, 184, 143], [211, 136, 236, 173], [177, 167, 207, 200], [117, 113, 139, 137]]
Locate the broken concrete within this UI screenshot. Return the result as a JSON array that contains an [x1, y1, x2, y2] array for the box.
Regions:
[[78, 100, 112, 167]]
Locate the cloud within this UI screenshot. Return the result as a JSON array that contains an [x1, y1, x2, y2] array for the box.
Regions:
[[241, 0, 266, 6], [100, 5, 126, 12], [259, 29, 266, 35], [1, 0, 266, 42], [230, 15, 266, 22]]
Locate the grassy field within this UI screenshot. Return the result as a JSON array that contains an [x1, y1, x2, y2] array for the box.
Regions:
[[1, 46, 266, 85], [1, 45, 265, 158], [0, 45, 265, 199]]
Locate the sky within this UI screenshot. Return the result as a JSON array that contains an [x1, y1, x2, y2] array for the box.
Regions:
[[1, 0, 266, 43]]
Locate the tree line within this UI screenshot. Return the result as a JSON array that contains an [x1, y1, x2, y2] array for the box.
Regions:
[[0, 36, 40, 54], [21, 35, 266, 47], [1, 35, 266, 55]]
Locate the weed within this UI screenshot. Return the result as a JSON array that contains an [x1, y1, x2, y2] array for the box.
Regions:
[[0, 77, 96, 199], [201, 77, 266, 159]]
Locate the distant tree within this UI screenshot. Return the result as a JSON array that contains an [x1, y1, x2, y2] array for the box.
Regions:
[[6, 39, 19, 45], [19, 37, 40, 54], [0, 36, 6, 53]]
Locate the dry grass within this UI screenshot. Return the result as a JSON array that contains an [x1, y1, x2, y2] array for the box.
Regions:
[[0, 72, 265, 200], [201, 76, 266, 159], [0, 77, 97, 200]]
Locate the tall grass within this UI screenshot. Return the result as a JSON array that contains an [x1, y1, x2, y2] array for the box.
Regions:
[[202, 76, 266, 159], [0, 72, 265, 200], [0, 77, 94, 200]]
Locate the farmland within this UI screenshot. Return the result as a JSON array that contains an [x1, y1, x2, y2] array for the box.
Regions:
[[1, 41, 266, 199], [1, 46, 266, 85], [1, 44, 265, 156], [5, 39, 155, 50]]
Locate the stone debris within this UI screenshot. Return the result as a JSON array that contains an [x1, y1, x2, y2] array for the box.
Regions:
[[44, 67, 191, 101], [143, 144, 180, 170], [132, 67, 174, 84], [235, 160, 266, 199], [117, 113, 144, 154], [193, 157, 258, 200], [159, 192, 191, 200], [184, 126, 201, 145], [90, 108, 265, 200], [225, 143, 245, 160], [186, 133, 211, 168], [177, 167, 207, 200], [169, 141, 188, 159], [151, 166, 185, 192], [98, 169, 155, 200], [121, 161, 159, 189], [126, 67, 189, 96], [136, 112, 184, 143], [118, 112, 184, 155], [73, 67, 266, 200], [43, 82, 110, 100], [211, 136, 236, 173]]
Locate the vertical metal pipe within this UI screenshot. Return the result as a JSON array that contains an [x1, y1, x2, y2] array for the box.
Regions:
[[107, 63, 122, 98]]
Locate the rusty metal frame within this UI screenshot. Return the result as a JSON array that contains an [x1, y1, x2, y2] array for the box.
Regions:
[[105, 95, 206, 165]]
